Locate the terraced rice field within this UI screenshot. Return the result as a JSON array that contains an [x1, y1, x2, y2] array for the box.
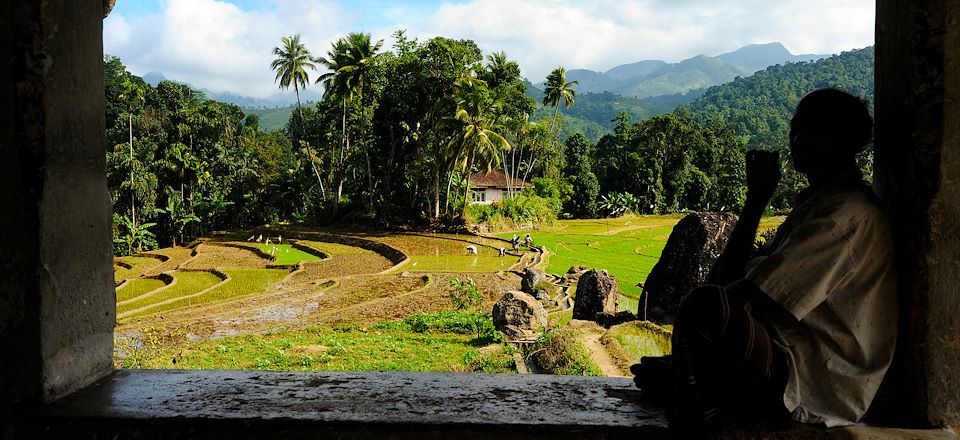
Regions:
[[257, 243, 323, 265], [116, 218, 784, 375], [118, 271, 224, 317], [498, 216, 683, 300], [369, 233, 518, 273], [121, 268, 288, 320], [116, 277, 168, 302], [114, 256, 163, 282], [182, 243, 271, 269]]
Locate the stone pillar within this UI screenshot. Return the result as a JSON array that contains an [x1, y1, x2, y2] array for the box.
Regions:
[[0, 0, 114, 408], [874, 0, 960, 428]]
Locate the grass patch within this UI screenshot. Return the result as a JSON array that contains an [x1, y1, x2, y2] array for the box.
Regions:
[[116, 278, 168, 302], [499, 216, 682, 298], [114, 256, 162, 282], [530, 328, 604, 376], [608, 321, 673, 364], [118, 271, 223, 316], [406, 255, 517, 272], [258, 243, 322, 265], [123, 268, 288, 319], [121, 322, 515, 373], [498, 214, 783, 300]]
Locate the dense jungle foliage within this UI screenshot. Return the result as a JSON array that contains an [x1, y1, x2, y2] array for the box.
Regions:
[[104, 31, 874, 254]]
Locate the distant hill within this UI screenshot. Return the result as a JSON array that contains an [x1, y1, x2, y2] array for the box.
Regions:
[[544, 42, 831, 99], [686, 46, 874, 148], [143, 71, 166, 87], [243, 105, 295, 132], [604, 60, 668, 80], [716, 42, 828, 73], [614, 55, 746, 98]]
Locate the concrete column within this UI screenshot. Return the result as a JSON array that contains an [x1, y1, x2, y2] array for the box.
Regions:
[[874, 0, 960, 428], [0, 0, 114, 408]]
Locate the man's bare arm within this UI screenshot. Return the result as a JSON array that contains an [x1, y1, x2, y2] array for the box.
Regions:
[[710, 150, 781, 285]]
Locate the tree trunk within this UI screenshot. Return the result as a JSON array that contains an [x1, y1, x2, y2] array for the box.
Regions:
[[460, 151, 476, 219], [380, 126, 397, 225], [432, 162, 441, 219], [129, 112, 136, 229], [332, 97, 347, 218]]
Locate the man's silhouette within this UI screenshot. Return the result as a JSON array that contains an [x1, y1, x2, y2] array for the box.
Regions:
[[634, 88, 897, 427]]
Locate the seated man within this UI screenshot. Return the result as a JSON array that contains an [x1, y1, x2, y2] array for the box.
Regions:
[[634, 88, 897, 427]]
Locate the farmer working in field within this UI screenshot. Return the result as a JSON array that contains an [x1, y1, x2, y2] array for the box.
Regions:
[[633, 88, 897, 427]]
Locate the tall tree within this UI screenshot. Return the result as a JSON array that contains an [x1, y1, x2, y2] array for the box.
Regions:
[[118, 79, 145, 228], [270, 34, 315, 133], [542, 66, 579, 141], [449, 77, 511, 217], [316, 32, 384, 216]]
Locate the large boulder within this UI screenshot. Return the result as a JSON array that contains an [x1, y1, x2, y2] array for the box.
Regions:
[[492, 291, 547, 341], [642, 212, 738, 321], [572, 269, 619, 321], [520, 267, 547, 295]]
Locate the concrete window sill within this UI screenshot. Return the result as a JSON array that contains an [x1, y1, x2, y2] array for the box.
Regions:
[[11, 369, 956, 439]]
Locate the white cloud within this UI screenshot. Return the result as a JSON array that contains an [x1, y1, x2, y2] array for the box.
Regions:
[[104, 0, 351, 98], [403, 0, 874, 81], [103, 0, 875, 99]]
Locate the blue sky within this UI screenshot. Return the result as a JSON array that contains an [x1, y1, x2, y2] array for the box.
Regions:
[[104, 0, 875, 100]]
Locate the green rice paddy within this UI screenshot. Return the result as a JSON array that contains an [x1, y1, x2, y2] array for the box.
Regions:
[[122, 268, 288, 319], [114, 256, 162, 282], [116, 277, 168, 302], [500, 215, 683, 299], [118, 271, 223, 316], [258, 243, 323, 265]]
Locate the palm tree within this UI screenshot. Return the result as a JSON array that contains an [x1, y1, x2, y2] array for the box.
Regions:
[[270, 34, 315, 131], [449, 77, 511, 218], [542, 66, 578, 139], [316, 32, 383, 215], [118, 79, 145, 229]]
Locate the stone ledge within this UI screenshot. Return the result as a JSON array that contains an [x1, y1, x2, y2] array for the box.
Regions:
[[8, 370, 956, 439]]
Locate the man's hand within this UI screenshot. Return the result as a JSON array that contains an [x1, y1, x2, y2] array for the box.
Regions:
[[746, 150, 781, 203]]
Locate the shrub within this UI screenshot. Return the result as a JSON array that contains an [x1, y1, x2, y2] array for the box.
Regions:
[[529, 328, 603, 376]]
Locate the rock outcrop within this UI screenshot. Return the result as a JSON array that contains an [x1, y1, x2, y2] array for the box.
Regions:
[[492, 291, 547, 341], [520, 267, 546, 293], [642, 212, 738, 322], [572, 269, 619, 321]]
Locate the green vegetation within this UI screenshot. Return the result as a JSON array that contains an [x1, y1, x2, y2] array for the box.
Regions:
[[687, 47, 874, 209], [531, 328, 603, 376], [121, 321, 514, 373], [114, 256, 162, 282], [608, 321, 673, 364], [123, 269, 288, 319], [499, 216, 681, 299], [258, 243, 322, 265], [118, 271, 223, 316], [116, 277, 168, 302]]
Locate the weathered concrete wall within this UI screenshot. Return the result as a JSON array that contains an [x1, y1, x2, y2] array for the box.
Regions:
[[875, 0, 960, 427], [0, 1, 44, 410], [0, 0, 114, 407]]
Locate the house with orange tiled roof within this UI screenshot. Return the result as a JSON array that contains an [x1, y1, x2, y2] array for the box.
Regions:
[[468, 170, 532, 204]]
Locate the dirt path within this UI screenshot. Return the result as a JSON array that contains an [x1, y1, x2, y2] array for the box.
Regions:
[[568, 320, 629, 377]]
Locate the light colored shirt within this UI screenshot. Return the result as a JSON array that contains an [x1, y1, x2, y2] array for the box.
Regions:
[[744, 170, 898, 427]]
